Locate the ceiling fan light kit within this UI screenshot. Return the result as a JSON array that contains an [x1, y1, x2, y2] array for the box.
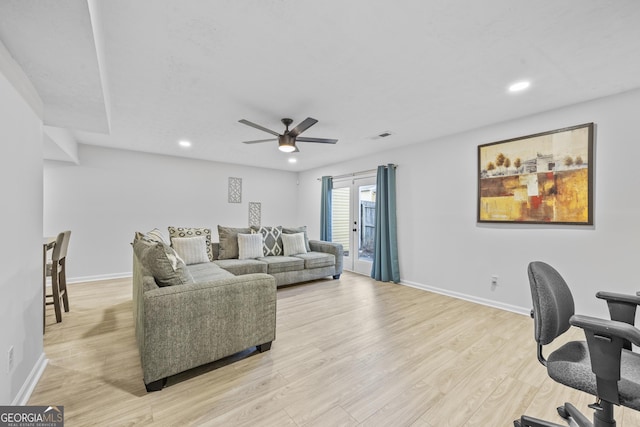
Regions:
[[239, 117, 337, 153], [278, 135, 296, 152]]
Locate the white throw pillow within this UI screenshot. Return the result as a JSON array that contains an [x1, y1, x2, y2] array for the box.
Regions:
[[171, 236, 210, 265], [282, 232, 308, 256], [238, 233, 264, 259]]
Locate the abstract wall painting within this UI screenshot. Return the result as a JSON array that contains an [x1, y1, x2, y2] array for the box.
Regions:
[[478, 123, 594, 225]]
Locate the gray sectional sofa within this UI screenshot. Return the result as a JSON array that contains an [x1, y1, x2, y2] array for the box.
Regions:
[[211, 239, 343, 286], [131, 226, 343, 391]]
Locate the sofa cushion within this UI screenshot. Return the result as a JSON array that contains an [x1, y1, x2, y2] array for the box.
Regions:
[[218, 226, 251, 259], [254, 226, 283, 256], [282, 226, 311, 252], [171, 236, 210, 265], [258, 256, 304, 274], [237, 233, 264, 259], [168, 226, 213, 262], [295, 252, 336, 269], [213, 259, 268, 276], [281, 232, 307, 256], [186, 261, 234, 282], [133, 238, 194, 287]]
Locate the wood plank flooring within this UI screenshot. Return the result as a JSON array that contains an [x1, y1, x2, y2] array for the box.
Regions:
[[30, 272, 640, 426]]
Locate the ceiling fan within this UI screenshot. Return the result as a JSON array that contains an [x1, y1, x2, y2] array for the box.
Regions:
[[239, 117, 337, 153]]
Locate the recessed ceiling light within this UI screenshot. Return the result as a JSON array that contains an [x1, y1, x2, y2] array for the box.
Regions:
[[178, 140, 192, 148], [508, 81, 531, 93], [288, 158, 297, 163]]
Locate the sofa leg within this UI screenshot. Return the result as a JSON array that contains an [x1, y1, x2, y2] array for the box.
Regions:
[[257, 342, 272, 352], [333, 274, 341, 279], [145, 377, 167, 392]]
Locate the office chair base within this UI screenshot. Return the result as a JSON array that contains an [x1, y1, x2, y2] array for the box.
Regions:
[[516, 401, 615, 427]]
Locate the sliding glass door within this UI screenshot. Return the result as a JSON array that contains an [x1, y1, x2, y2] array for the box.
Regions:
[[331, 177, 376, 275]]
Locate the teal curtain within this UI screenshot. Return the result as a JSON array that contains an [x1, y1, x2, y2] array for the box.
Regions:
[[320, 176, 332, 241], [371, 164, 400, 283]]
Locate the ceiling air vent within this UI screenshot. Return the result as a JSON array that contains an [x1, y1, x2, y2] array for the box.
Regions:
[[371, 131, 393, 140]]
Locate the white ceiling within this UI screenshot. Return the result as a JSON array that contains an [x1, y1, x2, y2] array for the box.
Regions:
[[1, 0, 640, 171]]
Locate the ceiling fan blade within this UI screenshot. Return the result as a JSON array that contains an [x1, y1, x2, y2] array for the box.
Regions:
[[296, 137, 338, 144], [242, 138, 277, 144], [288, 117, 318, 137], [238, 119, 280, 137]]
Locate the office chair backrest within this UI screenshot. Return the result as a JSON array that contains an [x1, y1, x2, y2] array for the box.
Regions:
[[528, 261, 575, 345], [52, 230, 71, 262]]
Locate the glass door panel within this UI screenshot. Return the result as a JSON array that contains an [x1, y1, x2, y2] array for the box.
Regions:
[[331, 184, 352, 269], [331, 177, 376, 275], [354, 180, 376, 275]]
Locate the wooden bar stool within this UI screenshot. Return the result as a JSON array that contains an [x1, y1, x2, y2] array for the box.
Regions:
[[45, 230, 71, 323]]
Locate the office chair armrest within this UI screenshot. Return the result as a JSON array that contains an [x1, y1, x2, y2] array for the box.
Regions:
[[570, 314, 640, 404], [570, 314, 640, 347], [596, 292, 640, 349], [597, 291, 640, 316], [597, 291, 640, 306]]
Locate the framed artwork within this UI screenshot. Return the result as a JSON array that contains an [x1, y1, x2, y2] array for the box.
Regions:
[[477, 123, 594, 225]]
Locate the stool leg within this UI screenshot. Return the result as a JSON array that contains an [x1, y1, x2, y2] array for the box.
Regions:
[[51, 263, 62, 323], [60, 258, 69, 312]]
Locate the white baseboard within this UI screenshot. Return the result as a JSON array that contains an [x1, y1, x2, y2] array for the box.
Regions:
[[67, 272, 132, 284], [12, 353, 48, 405], [400, 279, 530, 316]]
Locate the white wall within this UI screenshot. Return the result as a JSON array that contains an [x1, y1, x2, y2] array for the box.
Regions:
[[0, 52, 44, 404], [298, 89, 640, 319], [44, 145, 300, 281], [42, 89, 640, 320]]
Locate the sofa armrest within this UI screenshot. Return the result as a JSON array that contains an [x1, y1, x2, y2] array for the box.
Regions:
[[309, 240, 343, 275], [140, 273, 276, 384]]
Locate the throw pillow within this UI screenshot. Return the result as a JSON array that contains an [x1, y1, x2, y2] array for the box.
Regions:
[[168, 226, 213, 261], [171, 236, 210, 265], [217, 226, 251, 259], [133, 239, 194, 287], [282, 226, 311, 252], [237, 233, 264, 259], [255, 225, 283, 256], [282, 232, 308, 256], [134, 228, 168, 245]]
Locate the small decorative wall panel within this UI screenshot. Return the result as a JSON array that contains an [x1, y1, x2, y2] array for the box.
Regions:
[[249, 202, 261, 227], [228, 177, 242, 203]]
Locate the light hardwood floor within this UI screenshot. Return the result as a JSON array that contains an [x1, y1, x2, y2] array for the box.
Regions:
[[31, 272, 640, 426]]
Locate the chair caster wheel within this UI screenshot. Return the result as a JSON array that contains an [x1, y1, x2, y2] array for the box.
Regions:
[[513, 420, 522, 427], [557, 405, 568, 419]]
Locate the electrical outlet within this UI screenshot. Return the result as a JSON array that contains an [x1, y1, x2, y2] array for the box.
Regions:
[[491, 275, 499, 287], [8, 346, 14, 373]]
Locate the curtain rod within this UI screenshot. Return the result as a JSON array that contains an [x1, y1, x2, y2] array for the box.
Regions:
[[317, 164, 397, 181]]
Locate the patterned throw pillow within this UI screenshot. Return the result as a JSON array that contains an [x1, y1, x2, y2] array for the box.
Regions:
[[281, 232, 308, 256], [255, 226, 283, 256], [217, 226, 251, 259], [171, 236, 210, 265], [168, 226, 213, 262], [237, 233, 264, 259]]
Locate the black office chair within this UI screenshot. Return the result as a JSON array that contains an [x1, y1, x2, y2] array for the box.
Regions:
[[515, 261, 640, 427]]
